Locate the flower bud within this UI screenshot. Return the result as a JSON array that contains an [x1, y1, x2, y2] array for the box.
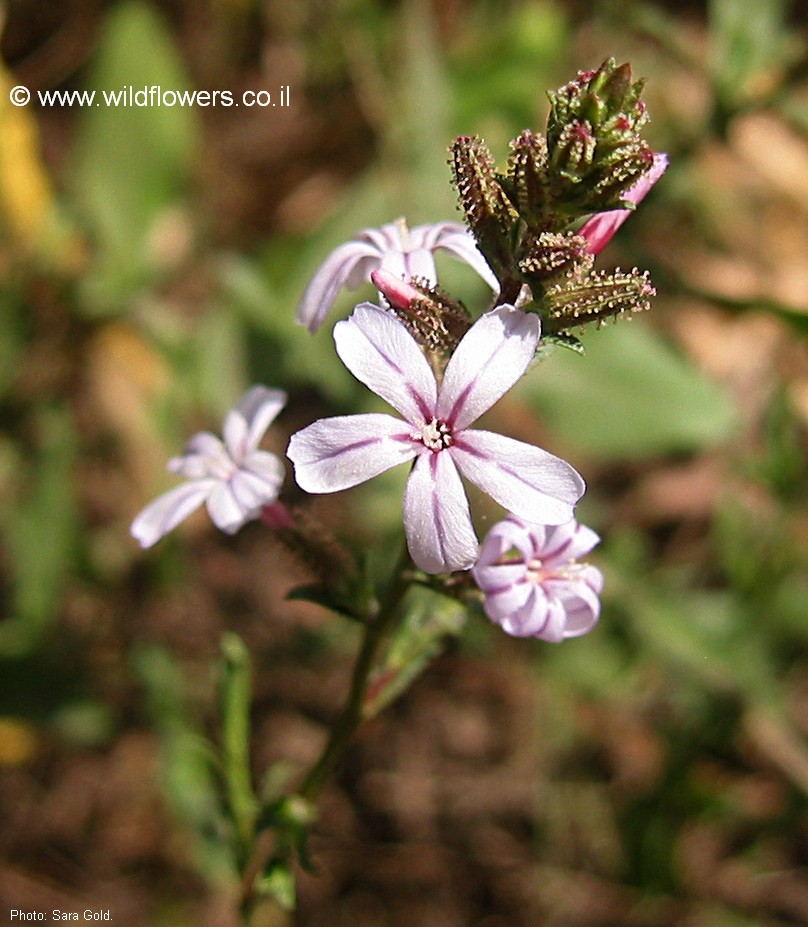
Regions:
[[449, 135, 519, 282], [544, 59, 655, 216], [371, 268, 472, 355], [507, 130, 551, 229], [544, 265, 656, 331]]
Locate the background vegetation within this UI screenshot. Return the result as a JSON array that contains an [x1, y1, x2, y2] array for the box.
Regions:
[[1, 0, 808, 924]]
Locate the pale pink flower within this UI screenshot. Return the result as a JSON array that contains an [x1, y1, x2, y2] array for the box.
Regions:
[[579, 152, 668, 254], [287, 303, 584, 574], [296, 218, 498, 332], [472, 515, 603, 641], [131, 386, 287, 548]]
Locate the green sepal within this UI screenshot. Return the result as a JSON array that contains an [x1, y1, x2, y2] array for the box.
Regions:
[[540, 332, 586, 355]]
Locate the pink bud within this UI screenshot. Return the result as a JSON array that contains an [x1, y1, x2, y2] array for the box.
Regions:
[[370, 268, 423, 311], [579, 152, 668, 255]]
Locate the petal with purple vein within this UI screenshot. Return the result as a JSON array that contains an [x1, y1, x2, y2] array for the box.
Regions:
[[287, 414, 418, 493], [402, 450, 479, 573], [450, 431, 584, 525]]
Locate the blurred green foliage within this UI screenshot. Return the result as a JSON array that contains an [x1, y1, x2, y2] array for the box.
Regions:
[[71, 0, 199, 310], [524, 321, 737, 458]]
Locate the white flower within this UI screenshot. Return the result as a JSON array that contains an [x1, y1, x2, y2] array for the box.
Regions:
[[472, 516, 603, 641], [287, 303, 584, 574], [131, 386, 287, 548], [296, 218, 498, 332]]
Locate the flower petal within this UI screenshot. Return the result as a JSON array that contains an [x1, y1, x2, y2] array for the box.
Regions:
[[296, 241, 382, 332], [407, 222, 466, 250], [545, 572, 602, 637], [228, 457, 284, 514], [481, 578, 533, 625], [206, 481, 247, 533], [437, 306, 540, 430], [130, 480, 215, 548], [403, 451, 480, 573], [241, 449, 286, 491], [540, 520, 600, 566], [169, 432, 228, 479], [451, 431, 584, 525], [223, 386, 287, 459], [473, 559, 527, 594], [359, 222, 405, 253], [378, 249, 408, 282], [477, 515, 538, 568], [503, 584, 552, 638], [432, 230, 498, 290], [287, 413, 418, 492], [334, 303, 438, 423], [531, 595, 568, 642], [401, 247, 438, 284]]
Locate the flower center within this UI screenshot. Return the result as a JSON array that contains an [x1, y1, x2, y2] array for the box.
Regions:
[[416, 418, 453, 451], [525, 557, 586, 585]]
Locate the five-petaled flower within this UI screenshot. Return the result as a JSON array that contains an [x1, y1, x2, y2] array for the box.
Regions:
[[131, 386, 287, 548], [287, 303, 585, 574], [579, 152, 668, 255], [296, 218, 498, 332], [472, 515, 603, 641]]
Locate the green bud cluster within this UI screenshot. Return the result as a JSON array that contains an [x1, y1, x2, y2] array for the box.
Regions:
[[448, 59, 659, 336], [545, 59, 652, 213]]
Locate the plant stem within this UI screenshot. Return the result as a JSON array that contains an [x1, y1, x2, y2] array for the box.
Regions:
[[298, 543, 413, 801], [237, 544, 414, 920]]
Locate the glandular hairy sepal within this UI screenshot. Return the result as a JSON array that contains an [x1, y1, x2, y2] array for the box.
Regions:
[[592, 143, 655, 208], [507, 130, 552, 229], [390, 280, 473, 357], [551, 121, 596, 182], [544, 266, 656, 330], [519, 232, 592, 284], [450, 135, 519, 279]]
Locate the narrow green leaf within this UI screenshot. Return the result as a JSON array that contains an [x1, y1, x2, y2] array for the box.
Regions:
[[364, 591, 467, 718], [134, 646, 229, 879]]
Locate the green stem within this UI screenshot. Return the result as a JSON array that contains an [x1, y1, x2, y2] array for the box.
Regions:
[[237, 544, 414, 920], [220, 633, 258, 865], [298, 543, 413, 801]]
